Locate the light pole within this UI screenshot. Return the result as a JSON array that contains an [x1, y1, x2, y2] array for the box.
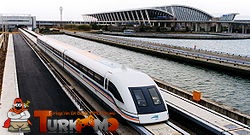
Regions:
[[59, 6, 63, 28]]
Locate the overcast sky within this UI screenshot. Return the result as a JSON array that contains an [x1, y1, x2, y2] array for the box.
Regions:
[[0, 0, 249, 21]]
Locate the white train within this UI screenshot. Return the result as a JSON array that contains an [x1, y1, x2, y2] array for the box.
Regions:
[[32, 33, 169, 124]]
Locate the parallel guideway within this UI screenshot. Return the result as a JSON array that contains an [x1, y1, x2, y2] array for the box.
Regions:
[[64, 31, 250, 76], [84, 32, 250, 65], [96, 34, 250, 65]]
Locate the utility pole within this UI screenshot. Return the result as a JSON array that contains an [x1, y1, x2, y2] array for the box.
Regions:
[[59, 6, 63, 28]]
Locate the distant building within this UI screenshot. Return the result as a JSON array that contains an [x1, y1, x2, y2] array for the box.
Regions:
[[82, 5, 250, 34], [82, 5, 214, 25], [0, 14, 36, 30], [219, 13, 238, 21]]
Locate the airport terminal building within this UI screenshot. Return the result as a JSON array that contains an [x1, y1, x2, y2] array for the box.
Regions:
[[82, 5, 249, 33], [0, 14, 36, 30]]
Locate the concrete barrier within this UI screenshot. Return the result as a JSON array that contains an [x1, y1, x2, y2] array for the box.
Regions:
[[153, 78, 250, 126]]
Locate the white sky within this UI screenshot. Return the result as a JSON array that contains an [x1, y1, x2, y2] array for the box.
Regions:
[[0, 0, 249, 21]]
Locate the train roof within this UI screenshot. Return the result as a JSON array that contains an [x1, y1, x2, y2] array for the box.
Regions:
[[69, 50, 156, 87], [38, 36, 129, 71], [38, 35, 156, 87], [110, 69, 156, 87]]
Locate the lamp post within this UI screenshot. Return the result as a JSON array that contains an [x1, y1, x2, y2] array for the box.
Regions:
[[59, 6, 63, 28]]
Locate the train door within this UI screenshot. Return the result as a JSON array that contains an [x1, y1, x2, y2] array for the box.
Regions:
[[104, 71, 112, 90], [104, 78, 109, 90]]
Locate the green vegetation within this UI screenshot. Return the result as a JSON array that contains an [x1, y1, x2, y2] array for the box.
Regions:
[[64, 24, 91, 31], [39, 28, 63, 34], [90, 23, 103, 30]]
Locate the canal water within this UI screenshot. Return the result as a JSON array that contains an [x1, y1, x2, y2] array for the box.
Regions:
[[47, 35, 250, 115]]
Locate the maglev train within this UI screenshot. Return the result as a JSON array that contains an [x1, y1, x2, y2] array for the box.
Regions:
[[36, 35, 169, 124]]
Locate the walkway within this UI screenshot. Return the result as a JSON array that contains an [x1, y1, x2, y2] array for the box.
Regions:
[[13, 34, 82, 134], [0, 34, 20, 135], [0, 34, 94, 134]]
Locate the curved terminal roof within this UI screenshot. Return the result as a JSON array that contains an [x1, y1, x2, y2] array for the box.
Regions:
[[83, 5, 214, 22], [155, 5, 213, 21]]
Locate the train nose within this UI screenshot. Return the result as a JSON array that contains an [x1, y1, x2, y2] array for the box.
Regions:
[[138, 112, 169, 124]]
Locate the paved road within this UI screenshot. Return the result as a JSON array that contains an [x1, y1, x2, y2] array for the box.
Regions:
[[13, 34, 93, 134]]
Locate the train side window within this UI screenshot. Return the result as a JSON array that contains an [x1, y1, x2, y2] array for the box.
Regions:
[[74, 61, 81, 69], [94, 74, 104, 85], [132, 89, 147, 107], [108, 82, 123, 103], [81, 66, 88, 74], [148, 87, 162, 105], [54, 50, 61, 56], [94, 74, 101, 81], [72, 60, 77, 67], [65, 55, 69, 61], [99, 76, 104, 85], [68, 57, 77, 67], [67, 57, 71, 63], [88, 70, 94, 78]]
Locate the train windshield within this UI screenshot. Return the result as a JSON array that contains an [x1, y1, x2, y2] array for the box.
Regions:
[[133, 89, 147, 107], [129, 86, 166, 114], [148, 87, 162, 105]]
